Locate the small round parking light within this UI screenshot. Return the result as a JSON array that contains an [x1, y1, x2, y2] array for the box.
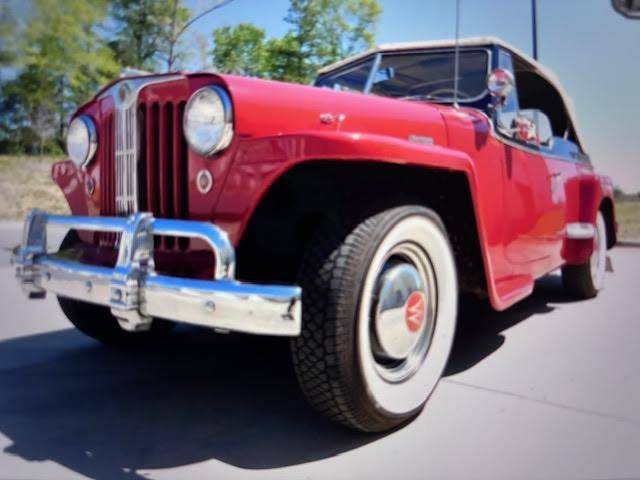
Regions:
[[196, 169, 213, 194]]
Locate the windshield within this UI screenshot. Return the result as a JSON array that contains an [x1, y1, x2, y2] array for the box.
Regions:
[[316, 49, 490, 102]]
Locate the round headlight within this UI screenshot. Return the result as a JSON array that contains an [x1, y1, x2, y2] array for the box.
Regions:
[[183, 86, 233, 157], [66, 115, 97, 169]]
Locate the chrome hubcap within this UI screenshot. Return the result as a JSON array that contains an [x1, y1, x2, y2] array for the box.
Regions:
[[374, 264, 427, 359], [370, 242, 437, 383]]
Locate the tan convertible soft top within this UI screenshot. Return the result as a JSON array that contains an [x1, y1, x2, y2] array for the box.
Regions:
[[318, 36, 586, 152]]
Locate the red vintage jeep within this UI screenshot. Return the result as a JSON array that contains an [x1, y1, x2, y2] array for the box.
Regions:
[[13, 37, 617, 432]]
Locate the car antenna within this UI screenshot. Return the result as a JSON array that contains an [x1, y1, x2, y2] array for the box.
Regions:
[[453, 0, 461, 110]]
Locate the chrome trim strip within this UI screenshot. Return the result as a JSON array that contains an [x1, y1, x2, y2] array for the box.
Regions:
[[12, 210, 302, 336], [99, 75, 183, 215], [566, 222, 596, 240]]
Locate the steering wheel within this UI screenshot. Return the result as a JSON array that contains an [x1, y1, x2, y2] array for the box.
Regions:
[[427, 88, 472, 100]]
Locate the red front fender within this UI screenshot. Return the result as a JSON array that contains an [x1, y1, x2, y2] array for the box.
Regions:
[[213, 131, 512, 310]]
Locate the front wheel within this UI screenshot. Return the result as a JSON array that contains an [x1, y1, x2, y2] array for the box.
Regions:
[[562, 211, 608, 299], [291, 205, 458, 432]]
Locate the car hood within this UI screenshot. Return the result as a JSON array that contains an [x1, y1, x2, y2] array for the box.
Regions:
[[90, 71, 454, 149], [214, 73, 451, 148]]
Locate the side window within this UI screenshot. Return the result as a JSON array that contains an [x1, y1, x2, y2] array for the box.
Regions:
[[496, 51, 519, 130], [494, 51, 585, 161], [514, 69, 582, 160]]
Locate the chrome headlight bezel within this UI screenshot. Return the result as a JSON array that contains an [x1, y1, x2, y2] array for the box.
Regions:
[[66, 115, 98, 169], [183, 85, 234, 157]]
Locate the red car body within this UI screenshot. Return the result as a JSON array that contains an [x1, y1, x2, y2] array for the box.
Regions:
[[14, 36, 619, 432], [51, 38, 616, 312]]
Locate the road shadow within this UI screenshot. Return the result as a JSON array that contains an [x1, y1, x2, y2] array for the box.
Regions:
[[0, 273, 580, 479], [445, 273, 577, 376], [0, 327, 382, 479]]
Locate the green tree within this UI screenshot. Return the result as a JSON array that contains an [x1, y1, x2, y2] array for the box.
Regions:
[[263, 34, 307, 83], [211, 23, 267, 76], [19, 0, 118, 142], [1, 66, 59, 154], [210, 0, 381, 84], [108, 0, 170, 71], [158, 0, 234, 72], [284, 0, 382, 82], [0, 3, 15, 67]]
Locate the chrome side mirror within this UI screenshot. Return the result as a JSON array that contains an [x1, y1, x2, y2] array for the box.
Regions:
[[488, 68, 515, 106]]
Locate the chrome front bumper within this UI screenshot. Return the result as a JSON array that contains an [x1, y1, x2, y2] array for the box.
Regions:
[[12, 210, 302, 336]]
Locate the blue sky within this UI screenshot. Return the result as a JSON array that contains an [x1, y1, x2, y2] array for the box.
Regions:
[[8, 0, 640, 190]]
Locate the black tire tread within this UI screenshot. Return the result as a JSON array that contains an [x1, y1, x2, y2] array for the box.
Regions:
[[561, 263, 597, 299], [562, 211, 606, 299], [291, 205, 445, 432]]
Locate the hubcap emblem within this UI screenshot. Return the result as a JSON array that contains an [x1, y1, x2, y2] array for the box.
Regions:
[[405, 291, 426, 332]]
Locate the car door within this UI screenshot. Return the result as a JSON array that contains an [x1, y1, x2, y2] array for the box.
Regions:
[[494, 52, 556, 274], [517, 110, 579, 273], [541, 136, 580, 269]]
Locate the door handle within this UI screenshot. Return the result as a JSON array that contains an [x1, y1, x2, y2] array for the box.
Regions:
[[548, 172, 561, 178]]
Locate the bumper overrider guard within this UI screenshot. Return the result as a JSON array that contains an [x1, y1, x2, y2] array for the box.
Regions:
[[12, 210, 302, 336]]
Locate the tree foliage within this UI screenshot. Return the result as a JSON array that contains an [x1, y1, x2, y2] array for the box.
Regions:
[[285, 0, 381, 81], [108, 0, 171, 71], [211, 0, 381, 83], [0, 3, 15, 67], [263, 34, 308, 83], [22, 0, 119, 105], [108, 0, 234, 72], [211, 23, 267, 77], [1, 0, 118, 154], [107, 0, 191, 72], [155, 0, 191, 72]]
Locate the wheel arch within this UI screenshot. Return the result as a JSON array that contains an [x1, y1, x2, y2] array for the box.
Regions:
[[235, 159, 489, 298], [599, 196, 617, 249]]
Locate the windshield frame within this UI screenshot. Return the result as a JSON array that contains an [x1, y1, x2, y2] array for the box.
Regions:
[[315, 47, 493, 104]]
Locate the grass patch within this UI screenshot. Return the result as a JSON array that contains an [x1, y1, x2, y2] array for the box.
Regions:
[[616, 201, 640, 242], [0, 155, 69, 220]]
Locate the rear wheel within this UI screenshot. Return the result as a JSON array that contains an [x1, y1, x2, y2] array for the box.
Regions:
[[291, 205, 458, 432], [562, 211, 607, 299], [57, 231, 174, 345]]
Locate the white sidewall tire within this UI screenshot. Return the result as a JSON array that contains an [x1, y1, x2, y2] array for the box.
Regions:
[[357, 214, 458, 416]]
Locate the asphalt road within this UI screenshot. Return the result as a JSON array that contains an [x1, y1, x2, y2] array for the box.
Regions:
[[0, 221, 639, 480]]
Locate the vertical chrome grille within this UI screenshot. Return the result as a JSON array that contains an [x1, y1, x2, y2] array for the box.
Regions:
[[99, 75, 183, 216], [99, 111, 115, 216], [115, 97, 138, 214]]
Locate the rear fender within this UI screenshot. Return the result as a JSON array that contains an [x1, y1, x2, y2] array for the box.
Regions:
[[563, 173, 615, 265]]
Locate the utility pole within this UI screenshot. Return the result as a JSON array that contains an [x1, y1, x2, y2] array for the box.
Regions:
[[531, 0, 538, 60]]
